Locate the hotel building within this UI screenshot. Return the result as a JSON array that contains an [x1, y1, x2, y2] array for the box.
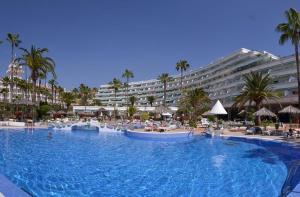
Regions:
[[0, 61, 62, 104], [95, 48, 298, 109]]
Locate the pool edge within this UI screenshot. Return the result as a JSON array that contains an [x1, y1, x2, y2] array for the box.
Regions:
[[0, 174, 31, 197]]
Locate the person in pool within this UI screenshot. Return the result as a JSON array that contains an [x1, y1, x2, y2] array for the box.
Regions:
[[47, 132, 53, 139]]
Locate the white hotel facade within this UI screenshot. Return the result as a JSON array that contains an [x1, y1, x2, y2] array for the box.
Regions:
[[95, 48, 299, 109]]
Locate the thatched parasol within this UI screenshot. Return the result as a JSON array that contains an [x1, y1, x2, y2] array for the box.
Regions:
[[78, 112, 94, 117], [202, 110, 212, 116], [279, 105, 300, 125], [279, 105, 300, 114], [254, 107, 276, 117], [56, 110, 67, 115], [238, 110, 246, 115], [47, 110, 56, 115]]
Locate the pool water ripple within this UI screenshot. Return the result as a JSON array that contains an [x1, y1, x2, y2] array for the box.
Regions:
[[0, 129, 295, 196]]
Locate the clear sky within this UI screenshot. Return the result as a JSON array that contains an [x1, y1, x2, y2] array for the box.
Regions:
[[0, 0, 299, 89]]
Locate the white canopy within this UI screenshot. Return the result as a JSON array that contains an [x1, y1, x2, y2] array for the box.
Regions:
[[162, 112, 172, 116], [210, 100, 227, 115]]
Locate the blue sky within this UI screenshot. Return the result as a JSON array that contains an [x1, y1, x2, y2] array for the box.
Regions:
[[0, 0, 299, 89]]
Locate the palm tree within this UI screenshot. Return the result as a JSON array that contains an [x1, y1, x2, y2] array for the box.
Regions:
[[129, 96, 137, 106], [233, 71, 280, 125], [79, 83, 92, 108], [122, 69, 134, 110], [179, 88, 210, 121], [147, 96, 155, 107], [15, 78, 27, 99], [57, 86, 64, 108], [16, 46, 56, 104], [158, 73, 172, 107], [7, 33, 21, 61], [109, 78, 122, 120], [176, 60, 190, 91], [62, 92, 75, 111], [72, 88, 80, 104], [0, 88, 9, 102], [48, 79, 57, 104], [1, 77, 10, 102], [276, 8, 300, 107], [7, 33, 21, 102]]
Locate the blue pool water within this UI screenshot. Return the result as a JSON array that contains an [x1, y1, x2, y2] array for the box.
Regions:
[[0, 129, 299, 197]]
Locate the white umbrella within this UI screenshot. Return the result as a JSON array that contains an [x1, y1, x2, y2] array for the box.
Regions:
[[210, 100, 227, 129], [210, 100, 227, 115]]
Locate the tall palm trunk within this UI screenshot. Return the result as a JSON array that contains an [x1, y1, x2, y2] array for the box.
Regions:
[[51, 85, 54, 105], [114, 90, 117, 120], [38, 80, 41, 103], [32, 79, 37, 103], [256, 102, 262, 126], [54, 88, 57, 104], [126, 78, 129, 117], [9, 44, 14, 103], [180, 70, 183, 91], [163, 81, 166, 107], [295, 44, 300, 107]]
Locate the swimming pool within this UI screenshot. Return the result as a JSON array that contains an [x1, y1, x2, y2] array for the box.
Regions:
[[0, 129, 299, 196]]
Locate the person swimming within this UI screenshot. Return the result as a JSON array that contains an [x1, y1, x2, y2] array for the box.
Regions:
[[47, 132, 53, 139]]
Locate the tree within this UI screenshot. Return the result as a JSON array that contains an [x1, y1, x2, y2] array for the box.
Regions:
[[233, 71, 280, 125], [109, 78, 122, 120], [7, 33, 21, 102], [79, 83, 92, 107], [14, 78, 27, 99], [158, 73, 172, 107], [92, 99, 102, 106], [16, 46, 56, 104], [128, 106, 137, 120], [61, 92, 75, 111], [57, 86, 64, 107], [7, 33, 21, 61], [147, 95, 155, 107], [178, 88, 210, 122], [48, 79, 57, 104], [129, 95, 137, 106], [0, 88, 9, 102], [122, 69, 134, 110], [1, 77, 9, 102], [72, 88, 80, 104], [276, 8, 300, 107], [176, 60, 190, 91]]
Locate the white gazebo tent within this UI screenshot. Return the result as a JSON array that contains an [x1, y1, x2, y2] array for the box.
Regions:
[[210, 100, 228, 129]]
